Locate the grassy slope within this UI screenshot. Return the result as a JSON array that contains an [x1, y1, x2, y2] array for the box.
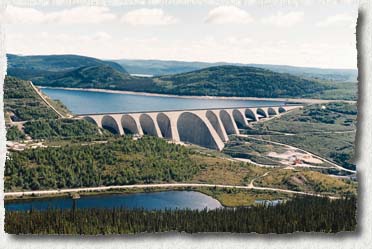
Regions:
[[309, 81, 357, 101], [247, 102, 357, 170], [223, 138, 289, 166], [254, 168, 357, 195]]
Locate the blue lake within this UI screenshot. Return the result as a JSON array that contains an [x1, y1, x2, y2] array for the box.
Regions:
[[41, 87, 285, 114], [5, 191, 222, 211]]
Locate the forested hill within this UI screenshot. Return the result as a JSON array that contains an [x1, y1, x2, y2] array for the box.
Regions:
[[115, 58, 357, 82], [7, 54, 128, 80], [152, 65, 332, 98], [7, 54, 334, 98], [35, 65, 133, 88]]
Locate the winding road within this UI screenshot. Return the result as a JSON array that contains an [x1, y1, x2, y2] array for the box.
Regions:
[[4, 182, 337, 199]]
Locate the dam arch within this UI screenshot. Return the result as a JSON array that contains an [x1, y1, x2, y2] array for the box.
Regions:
[[256, 108, 268, 119], [177, 112, 219, 150], [268, 107, 278, 116], [121, 115, 139, 134], [157, 113, 172, 139], [140, 114, 158, 136], [83, 116, 98, 126], [102, 115, 120, 134], [232, 109, 246, 128], [279, 107, 287, 113], [206, 110, 227, 142], [245, 109, 257, 121], [219, 110, 236, 135]]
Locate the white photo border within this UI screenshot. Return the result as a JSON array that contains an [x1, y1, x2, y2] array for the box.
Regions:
[[0, 1, 371, 248]]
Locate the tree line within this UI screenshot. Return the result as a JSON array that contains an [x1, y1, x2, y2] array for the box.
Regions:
[[5, 196, 357, 234]]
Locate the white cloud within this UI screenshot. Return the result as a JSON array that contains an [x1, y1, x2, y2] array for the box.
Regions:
[[4, 5, 357, 69], [121, 8, 177, 26], [46, 6, 116, 24], [91, 32, 112, 41], [205, 6, 253, 24], [6, 31, 114, 58], [0, 6, 116, 24], [0, 5, 45, 24], [262, 11, 304, 27], [316, 14, 355, 28]]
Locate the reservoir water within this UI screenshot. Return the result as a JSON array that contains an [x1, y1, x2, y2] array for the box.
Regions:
[[41, 87, 286, 114], [5, 191, 222, 211]]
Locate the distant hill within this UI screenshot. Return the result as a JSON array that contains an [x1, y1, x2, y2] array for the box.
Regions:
[[113, 59, 222, 76], [25, 62, 332, 98], [152, 65, 332, 98], [7, 53, 349, 99], [35, 65, 130, 88], [114, 59, 357, 82], [7, 54, 128, 81], [248, 64, 357, 83], [34, 65, 153, 91]]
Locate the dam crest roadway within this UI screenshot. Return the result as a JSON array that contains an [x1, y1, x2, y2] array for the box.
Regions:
[[75, 105, 303, 150]]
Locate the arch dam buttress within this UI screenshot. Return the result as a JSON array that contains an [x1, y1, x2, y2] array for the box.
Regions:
[[75, 105, 303, 151]]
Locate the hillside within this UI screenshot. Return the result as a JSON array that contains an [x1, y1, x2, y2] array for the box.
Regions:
[[153, 65, 332, 98], [115, 58, 357, 82], [4, 76, 59, 122], [7, 54, 340, 99], [36, 65, 132, 88], [33, 65, 155, 91], [114, 59, 222, 76], [7, 54, 128, 81], [250, 64, 357, 83], [21, 64, 331, 98]]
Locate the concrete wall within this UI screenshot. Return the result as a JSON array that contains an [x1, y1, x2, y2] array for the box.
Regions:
[[77, 105, 302, 150], [177, 112, 224, 150]]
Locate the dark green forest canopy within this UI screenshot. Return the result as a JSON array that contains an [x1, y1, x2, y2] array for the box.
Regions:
[[5, 196, 357, 234], [6, 126, 25, 141], [4, 136, 208, 191], [4, 76, 59, 121], [7, 54, 127, 76], [153, 65, 333, 97], [23, 119, 103, 139]]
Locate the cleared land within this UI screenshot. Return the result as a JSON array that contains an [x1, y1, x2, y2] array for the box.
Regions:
[[234, 102, 357, 171]]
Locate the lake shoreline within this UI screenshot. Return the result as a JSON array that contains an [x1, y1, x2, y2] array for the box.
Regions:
[[38, 86, 350, 104], [5, 189, 225, 211]]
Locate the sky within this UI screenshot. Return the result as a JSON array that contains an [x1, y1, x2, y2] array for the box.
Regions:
[[0, 2, 358, 69]]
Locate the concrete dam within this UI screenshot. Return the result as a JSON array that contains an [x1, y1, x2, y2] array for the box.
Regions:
[[75, 105, 302, 150]]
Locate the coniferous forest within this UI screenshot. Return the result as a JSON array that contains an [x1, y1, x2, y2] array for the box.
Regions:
[[5, 196, 356, 234]]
